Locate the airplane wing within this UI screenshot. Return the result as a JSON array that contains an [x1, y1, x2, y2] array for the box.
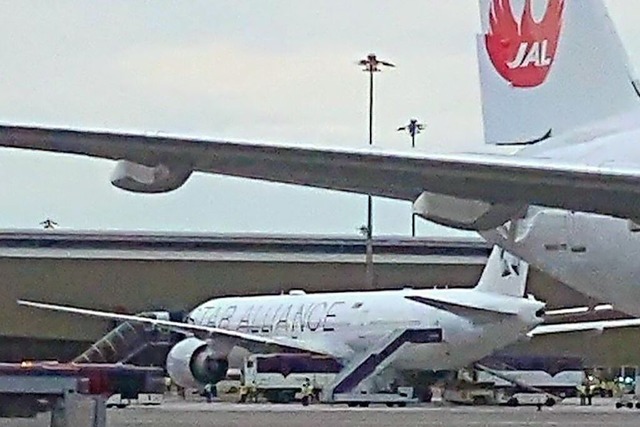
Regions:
[[528, 318, 640, 337], [17, 300, 351, 359], [543, 304, 613, 318], [3, 124, 640, 221]]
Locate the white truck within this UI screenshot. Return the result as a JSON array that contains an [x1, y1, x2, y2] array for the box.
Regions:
[[106, 393, 163, 409], [242, 353, 342, 403], [242, 353, 417, 407]]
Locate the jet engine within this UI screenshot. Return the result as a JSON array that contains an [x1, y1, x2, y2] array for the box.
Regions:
[[166, 338, 229, 389], [110, 160, 192, 193]]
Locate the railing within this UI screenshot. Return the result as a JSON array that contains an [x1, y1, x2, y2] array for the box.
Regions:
[[323, 328, 442, 400], [73, 312, 176, 364]]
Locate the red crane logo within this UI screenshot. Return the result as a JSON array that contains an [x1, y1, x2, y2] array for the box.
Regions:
[[485, 0, 565, 88]]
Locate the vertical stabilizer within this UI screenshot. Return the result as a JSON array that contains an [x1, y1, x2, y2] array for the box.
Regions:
[[477, 0, 640, 144], [475, 246, 529, 297]]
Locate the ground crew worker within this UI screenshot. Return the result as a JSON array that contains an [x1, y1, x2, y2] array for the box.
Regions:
[[578, 376, 595, 406], [301, 378, 313, 406], [247, 380, 259, 403], [577, 384, 587, 406], [586, 375, 599, 405], [586, 382, 595, 406], [239, 382, 249, 403], [178, 385, 186, 400], [203, 383, 214, 403]]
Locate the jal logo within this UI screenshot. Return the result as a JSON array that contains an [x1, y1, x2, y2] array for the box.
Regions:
[[485, 0, 565, 88]]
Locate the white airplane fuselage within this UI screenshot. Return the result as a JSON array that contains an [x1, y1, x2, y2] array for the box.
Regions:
[[483, 209, 640, 315], [480, 117, 640, 316], [186, 288, 543, 371]]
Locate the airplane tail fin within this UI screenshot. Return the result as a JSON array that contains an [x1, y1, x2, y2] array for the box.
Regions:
[[474, 246, 529, 297], [477, 0, 640, 145]]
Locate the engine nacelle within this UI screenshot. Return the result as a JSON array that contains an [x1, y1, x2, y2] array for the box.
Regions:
[[412, 191, 525, 231], [166, 338, 229, 389], [110, 160, 192, 193]]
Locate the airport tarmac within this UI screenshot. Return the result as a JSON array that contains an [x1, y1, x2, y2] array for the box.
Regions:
[[2, 399, 640, 427]]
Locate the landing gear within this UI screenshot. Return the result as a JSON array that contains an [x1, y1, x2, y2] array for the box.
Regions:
[[472, 396, 489, 406], [415, 385, 433, 403], [346, 402, 370, 408], [263, 390, 295, 404], [506, 397, 519, 407]]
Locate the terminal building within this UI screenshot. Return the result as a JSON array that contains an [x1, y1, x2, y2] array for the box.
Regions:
[[0, 230, 630, 364]]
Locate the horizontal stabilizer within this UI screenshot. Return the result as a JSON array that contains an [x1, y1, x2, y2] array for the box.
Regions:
[[405, 295, 517, 322]]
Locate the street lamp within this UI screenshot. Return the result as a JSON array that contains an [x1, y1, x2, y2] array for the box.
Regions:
[[357, 53, 394, 287], [397, 118, 426, 148], [397, 118, 426, 236], [40, 219, 58, 230]]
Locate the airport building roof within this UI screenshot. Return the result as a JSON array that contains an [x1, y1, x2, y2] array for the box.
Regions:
[[0, 230, 490, 264]]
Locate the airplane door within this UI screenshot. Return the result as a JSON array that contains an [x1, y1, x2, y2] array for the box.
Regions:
[[350, 302, 369, 328]]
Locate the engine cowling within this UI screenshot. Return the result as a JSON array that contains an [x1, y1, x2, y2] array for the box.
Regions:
[[166, 338, 229, 389], [412, 191, 525, 231], [110, 160, 192, 193]]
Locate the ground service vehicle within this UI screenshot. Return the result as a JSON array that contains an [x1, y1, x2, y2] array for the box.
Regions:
[[242, 353, 342, 403], [443, 356, 584, 406], [106, 393, 163, 409]]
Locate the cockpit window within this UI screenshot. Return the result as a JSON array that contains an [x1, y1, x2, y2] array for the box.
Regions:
[[352, 302, 363, 309]]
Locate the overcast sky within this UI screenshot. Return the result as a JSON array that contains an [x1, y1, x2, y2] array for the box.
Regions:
[[0, 1, 637, 236]]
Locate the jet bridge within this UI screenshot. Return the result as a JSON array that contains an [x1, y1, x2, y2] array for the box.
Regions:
[[322, 328, 443, 405]]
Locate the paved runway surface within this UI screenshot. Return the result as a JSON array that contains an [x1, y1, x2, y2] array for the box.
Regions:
[[3, 400, 640, 426]]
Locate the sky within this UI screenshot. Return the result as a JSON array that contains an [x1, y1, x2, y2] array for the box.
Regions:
[[0, 1, 638, 236]]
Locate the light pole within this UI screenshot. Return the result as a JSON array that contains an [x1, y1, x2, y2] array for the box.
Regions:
[[39, 219, 58, 230], [358, 53, 394, 287], [397, 119, 426, 236], [397, 118, 426, 148]]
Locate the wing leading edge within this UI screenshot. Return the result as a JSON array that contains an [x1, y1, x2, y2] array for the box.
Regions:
[[3, 124, 640, 220], [16, 300, 348, 358], [529, 318, 640, 337]]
